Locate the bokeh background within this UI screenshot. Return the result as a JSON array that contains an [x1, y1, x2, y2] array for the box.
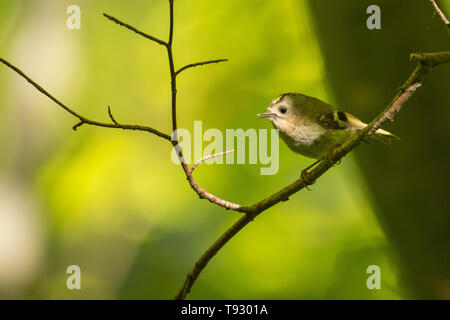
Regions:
[[0, 0, 449, 299]]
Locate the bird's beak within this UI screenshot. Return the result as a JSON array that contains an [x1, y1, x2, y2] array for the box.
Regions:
[[257, 111, 275, 119]]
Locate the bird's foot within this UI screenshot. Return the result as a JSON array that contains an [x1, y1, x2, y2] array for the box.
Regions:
[[300, 159, 321, 190], [326, 145, 342, 165], [300, 168, 315, 190]]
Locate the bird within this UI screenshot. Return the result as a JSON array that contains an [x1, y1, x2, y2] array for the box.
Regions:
[[257, 92, 398, 180]]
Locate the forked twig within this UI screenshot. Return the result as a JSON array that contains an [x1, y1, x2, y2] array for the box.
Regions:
[[0, 58, 172, 141], [190, 149, 234, 174], [1, 0, 450, 301]]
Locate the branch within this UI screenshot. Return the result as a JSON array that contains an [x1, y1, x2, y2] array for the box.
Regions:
[[368, 83, 421, 133], [107, 106, 119, 125], [429, 0, 450, 27], [190, 149, 234, 174], [167, 1, 177, 133], [410, 51, 450, 64], [172, 141, 242, 211], [174, 51, 450, 300], [162, 0, 241, 211], [176, 59, 228, 76], [2, 0, 449, 301], [0, 58, 172, 141], [103, 13, 168, 46], [102, 6, 235, 215], [72, 121, 84, 131], [106, 6, 238, 213]]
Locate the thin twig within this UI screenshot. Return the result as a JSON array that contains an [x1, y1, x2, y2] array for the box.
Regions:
[[190, 149, 234, 174], [176, 59, 228, 76], [429, 0, 450, 27], [167, 0, 177, 133], [173, 51, 450, 300], [0, 58, 172, 141], [108, 106, 119, 125], [2, 0, 449, 301], [103, 13, 168, 46], [72, 121, 85, 131], [168, 0, 175, 46]]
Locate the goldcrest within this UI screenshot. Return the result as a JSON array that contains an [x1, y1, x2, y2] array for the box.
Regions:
[[258, 93, 398, 159]]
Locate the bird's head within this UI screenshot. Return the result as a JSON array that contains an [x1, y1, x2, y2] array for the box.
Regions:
[[257, 93, 301, 131]]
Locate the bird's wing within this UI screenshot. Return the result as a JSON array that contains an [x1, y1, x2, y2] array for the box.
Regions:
[[318, 111, 366, 130], [318, 111, 399, 143]]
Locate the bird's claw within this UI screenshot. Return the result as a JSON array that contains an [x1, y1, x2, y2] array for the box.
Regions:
[[326, 146, 342, 165], [300, 168, 315, 190]]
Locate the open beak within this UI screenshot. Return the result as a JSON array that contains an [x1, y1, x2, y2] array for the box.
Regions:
[[257, 111, 276, 119]]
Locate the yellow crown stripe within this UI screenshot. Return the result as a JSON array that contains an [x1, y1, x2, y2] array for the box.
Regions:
[[275, 96, 283, 103], [273, 95, 285, 104]]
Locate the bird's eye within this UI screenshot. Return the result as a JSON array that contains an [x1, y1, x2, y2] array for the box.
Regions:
[[279, 106, 287, 114]]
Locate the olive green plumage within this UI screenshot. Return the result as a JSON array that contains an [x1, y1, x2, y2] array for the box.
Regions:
[[258, 93, 398, 159]]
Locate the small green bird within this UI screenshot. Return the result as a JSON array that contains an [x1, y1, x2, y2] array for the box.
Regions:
[[258, 93, 398, 160]]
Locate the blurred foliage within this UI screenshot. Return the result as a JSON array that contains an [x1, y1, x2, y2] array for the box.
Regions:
[[308, 0, 450, 299], [2, 0, 447, 299]]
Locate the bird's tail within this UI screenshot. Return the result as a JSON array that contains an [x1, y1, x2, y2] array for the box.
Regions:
[[343, 112, 400, 144], [370, 128, 400, 144]]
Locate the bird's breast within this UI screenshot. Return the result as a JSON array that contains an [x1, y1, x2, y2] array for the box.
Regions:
[[278, 124, 326, 159]]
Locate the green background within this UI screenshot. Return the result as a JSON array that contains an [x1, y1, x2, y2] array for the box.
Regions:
[[0, 0, 449, 299]]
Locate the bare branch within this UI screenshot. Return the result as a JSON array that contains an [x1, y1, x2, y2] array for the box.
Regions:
[[172, 145, 242, 211], [429, 0, 450, 27], [2, 0, 449, 302], [108, 106, 119, 125], [0, 58, 172, 141], [410, 51, 450, 65], [173, 51, 450, 300], [168, 0, 175, 46], [369, 83, 421, 132], [190, 149, 234, 174], [166, 0, 178, 134], [186, 177, 242, 211], [163, 0, 241, 212], [176, 59, 228, 76], [103, 13, 168, 46], [72, 121, 85, 131]]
